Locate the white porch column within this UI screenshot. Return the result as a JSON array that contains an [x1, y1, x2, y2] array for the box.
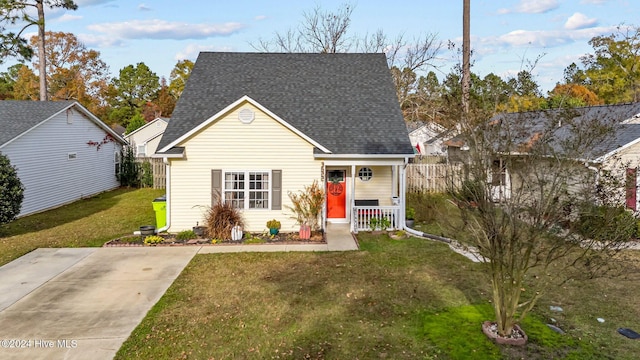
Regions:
[[351, 164, 356, 232], [400, 161, 407, 228]]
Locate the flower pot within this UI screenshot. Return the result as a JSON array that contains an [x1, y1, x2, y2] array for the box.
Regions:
[[140, 225, 155, 236], [193, 226, 206, 238], [405, 219, 415, 228], [299, 224, 311, 240], [269, 228, 279, 236], [482, 321, 528, 346]]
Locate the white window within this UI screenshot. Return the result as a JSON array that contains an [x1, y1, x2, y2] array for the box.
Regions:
[[358, 167, 373, 181], [114, 151, 121, 177], [224, 171, 270, 209], [137, 144, 146, 157], [67, 152, 77, 160]]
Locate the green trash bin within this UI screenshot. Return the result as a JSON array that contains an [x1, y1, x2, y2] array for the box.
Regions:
[[152, 195, 166, 229]]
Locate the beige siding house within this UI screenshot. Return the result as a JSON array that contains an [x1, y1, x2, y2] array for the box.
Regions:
[[447, 103, 640, 208], [155, 53, 414, 234], [123, 117, 169, 157]]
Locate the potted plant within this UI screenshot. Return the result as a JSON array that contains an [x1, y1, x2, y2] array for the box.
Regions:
[[405, 207, 415, 228], [286, 180, 325, 240], [266, 219, 281, 235]]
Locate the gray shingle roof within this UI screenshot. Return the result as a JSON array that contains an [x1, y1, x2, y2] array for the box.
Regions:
[[490, 103, 640, 159], [157, 52, 413, 155], [0, 100, 76, 147]]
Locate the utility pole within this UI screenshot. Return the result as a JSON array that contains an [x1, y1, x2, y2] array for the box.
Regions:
[[462, 0, 470, 115]]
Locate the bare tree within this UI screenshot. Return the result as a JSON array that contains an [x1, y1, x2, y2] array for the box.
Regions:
[[448, 102, 637, 340], [251, 2, 442, 109]]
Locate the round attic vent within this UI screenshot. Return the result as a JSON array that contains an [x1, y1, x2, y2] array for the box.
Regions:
[[238, 108, 255, 124]]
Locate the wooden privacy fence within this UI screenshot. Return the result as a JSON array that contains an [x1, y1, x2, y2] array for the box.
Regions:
[[151, 158, 166, 189], [406, 163, 462, 193], [135, 157, 166, 189]]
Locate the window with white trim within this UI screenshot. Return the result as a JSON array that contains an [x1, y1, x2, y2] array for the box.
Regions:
[[114, 151, 121, 177], [137, 144, 146, 157], [358, 167, 373, 181], [224, 171, 270, 209]]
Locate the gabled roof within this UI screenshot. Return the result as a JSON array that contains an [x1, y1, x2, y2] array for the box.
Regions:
[[447, 103, 640, 162], [157, 52, 414, 156], [0, 100, 126, 148], [124, 117, 169, 138]]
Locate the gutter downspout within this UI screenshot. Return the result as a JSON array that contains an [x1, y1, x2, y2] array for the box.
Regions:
[[156, 158, 171, 233]]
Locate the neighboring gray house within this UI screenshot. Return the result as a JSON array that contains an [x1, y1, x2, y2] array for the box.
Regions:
[[447, 103, 640, 205], [0, 101, 126, 217], [123, 117, 169, 157]]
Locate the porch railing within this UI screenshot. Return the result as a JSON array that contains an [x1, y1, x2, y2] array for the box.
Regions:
[[352, 206, 401, 233]]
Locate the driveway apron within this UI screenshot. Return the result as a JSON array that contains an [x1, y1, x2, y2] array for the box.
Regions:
[[0, 247, 198, 360]]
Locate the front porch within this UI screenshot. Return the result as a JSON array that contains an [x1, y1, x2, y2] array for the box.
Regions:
[[321, 160, 408, 234]]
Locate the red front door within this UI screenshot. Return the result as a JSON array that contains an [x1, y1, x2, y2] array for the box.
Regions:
[[327, 170, 346, 218]]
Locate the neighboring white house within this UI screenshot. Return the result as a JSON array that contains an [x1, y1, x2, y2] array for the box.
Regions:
[[155, 53, 415, 234], [407, 122, 451, 156], [123, 117, 169, 157], [0, 101, 126, 217]]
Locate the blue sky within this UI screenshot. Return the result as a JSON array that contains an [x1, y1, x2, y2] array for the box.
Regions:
[[3, 0, 639, 92]]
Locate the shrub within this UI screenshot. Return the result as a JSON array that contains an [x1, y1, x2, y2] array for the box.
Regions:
[[118, 146, 140, 187], [575, 204, 636, 241], [176, 230, 197, 240], [203, 199, 245, 240], [266, 219, 281, 229], [407, 192, 448, 223], [0, 153, 24, 225], [140, 160, 153, 188], [287, 180, 325, 230], [143, 235, 164, 245]]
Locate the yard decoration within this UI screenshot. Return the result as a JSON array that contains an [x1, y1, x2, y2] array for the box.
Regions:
[[299, 224, 311, 240], [231, 225, 243, 241]]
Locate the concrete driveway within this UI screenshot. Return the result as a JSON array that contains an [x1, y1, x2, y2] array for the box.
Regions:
[[0, 247, 198, 360]]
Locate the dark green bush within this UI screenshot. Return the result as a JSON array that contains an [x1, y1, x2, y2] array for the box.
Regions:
[[176, 230, 197, 240], [0, 153, 24, 224], [407, 192, 448, 223], [575, 204, 636, 241]]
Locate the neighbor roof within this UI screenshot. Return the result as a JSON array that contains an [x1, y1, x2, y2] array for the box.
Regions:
[[447, 102, 640, 161], [157, 52, 414, 156], [0, 100, 125, 148]]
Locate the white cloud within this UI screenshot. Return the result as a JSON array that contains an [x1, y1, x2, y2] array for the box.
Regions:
[[481, 25, 616, 49], [54, 13, 82, 22], [254, 15, 267, 21], [75, 0, 116, 6], [580, 0, 608, 4], [175, 44, 234, 61], [138, 3, 152, 11], [498, 0, 559, 14], [87, 19, 246, 40], [565, 13, 598, 30]]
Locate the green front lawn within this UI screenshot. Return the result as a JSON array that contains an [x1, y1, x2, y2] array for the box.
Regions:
[[116, 233, 640, 359], [0, 188, 164, 266]]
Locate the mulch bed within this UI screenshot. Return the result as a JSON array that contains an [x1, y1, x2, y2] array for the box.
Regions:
[[104, 231, 326, 247]]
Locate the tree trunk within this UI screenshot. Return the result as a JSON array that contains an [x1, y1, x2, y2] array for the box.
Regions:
[[461, 0, 470, 115], [36, 0, 48, 101]]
